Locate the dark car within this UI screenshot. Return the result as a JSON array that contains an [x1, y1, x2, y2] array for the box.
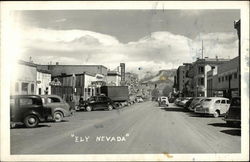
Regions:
[[85, 95, 116, 111], [184, 98, 194, 109], [223, 96, 241, 127], [10, 95, 52, 128], [40, 95, 73, 122]]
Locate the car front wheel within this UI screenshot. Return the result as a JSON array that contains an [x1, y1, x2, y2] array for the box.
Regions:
[[213, 111, 220, 118], [107, 105, 113, 111], [54, 111, 63, 122], [86, 106, 92, 112], [24, 115, 39, 128]]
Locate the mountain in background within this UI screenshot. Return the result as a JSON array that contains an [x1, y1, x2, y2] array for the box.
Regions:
[[139, 69, 176, 96]]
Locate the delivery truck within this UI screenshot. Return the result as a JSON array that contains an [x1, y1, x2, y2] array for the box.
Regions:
[[100, 86, 129, 107]]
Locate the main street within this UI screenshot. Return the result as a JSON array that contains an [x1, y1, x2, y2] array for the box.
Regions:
[[11, 101, 240, 154]]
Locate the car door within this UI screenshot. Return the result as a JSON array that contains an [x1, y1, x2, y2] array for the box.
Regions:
[[19, 96, 44, 120], [10, 97, 19, 122], [220, 99, 229, 115], [97, 96, 108, 109], [213, 99, 221, 113]]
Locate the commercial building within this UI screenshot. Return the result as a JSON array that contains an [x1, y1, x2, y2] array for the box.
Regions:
[[176, 63, 192, 96], [11, 60, 37, 95], [107, 70, 121, 86], [185, 57, 230, 97], [36, 69, 52, 95]]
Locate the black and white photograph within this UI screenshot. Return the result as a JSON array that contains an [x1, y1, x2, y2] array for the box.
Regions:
[[0, 1, 249, 161]]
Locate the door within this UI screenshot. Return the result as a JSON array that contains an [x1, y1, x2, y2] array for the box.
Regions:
[[220, 99, 229, 115], [10, 97, 19, 122], [19, 97, 44, 120], [213, 99, 221, 114]]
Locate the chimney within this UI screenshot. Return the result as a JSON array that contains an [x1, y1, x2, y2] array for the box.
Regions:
[[215, 55, 218, 61]]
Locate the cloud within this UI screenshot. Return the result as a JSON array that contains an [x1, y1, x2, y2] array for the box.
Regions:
[[15, 26, 238, 78]]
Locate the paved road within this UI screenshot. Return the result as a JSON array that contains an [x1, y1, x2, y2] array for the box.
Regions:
[[11, 101, 240, 154]]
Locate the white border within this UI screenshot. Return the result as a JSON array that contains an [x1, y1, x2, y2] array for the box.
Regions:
[[1, 1, 249, 161]]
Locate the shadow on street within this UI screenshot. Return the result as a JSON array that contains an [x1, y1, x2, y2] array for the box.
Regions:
[[187, 113, 216, 118], [208, 122, 241, 128], [12, 124, 51, 129], [160, 107, 188, 112], [220, 129, 241, 136]]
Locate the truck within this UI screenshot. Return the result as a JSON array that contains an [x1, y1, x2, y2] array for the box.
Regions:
[[100, 86, 129, 107]]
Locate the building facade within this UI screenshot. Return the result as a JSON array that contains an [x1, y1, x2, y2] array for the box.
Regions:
[[107, 71, 121, 86], [11, 60, 37, 95], [36, 69, 51, 95]]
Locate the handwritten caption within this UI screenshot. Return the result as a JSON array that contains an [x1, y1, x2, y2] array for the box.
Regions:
[[71, 133, 130, 143]]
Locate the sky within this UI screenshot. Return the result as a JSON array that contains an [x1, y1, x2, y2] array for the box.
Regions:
[[12, 10, 240, 78]]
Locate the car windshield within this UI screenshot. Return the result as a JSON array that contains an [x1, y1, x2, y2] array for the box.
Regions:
[[231, 98, 241, 106]]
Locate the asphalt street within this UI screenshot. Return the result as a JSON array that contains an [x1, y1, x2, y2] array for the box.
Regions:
[[11, 101, 241, 154]]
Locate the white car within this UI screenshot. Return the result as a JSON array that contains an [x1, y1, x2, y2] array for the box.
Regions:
[[158, 96, 169, 107], [194, 97, 230, 117]]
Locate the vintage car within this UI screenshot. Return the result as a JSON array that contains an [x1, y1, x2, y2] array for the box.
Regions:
[[194, 97, 230, 117], [40, 95, 73, 122], [188, 97, 205, 111], [158, 96, 169, 107], [10, 95, 53, 128], [84, 95, 116, 111], [223, 96, 241, 127], [184, 98, 194, 109]]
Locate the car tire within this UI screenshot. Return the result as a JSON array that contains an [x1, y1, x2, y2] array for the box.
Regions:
[[213, 111, 220, 118], [24, 115, 39, 128], [54, 111, 63, 122], [107, 105, 113, 111], [86, 106, 92, 112]]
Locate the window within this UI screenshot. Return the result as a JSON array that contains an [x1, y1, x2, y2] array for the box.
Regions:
[[218, 77, 221, 83], [215, 100, 221, 104], [198, 66, 204, 74], [204, 99, 212, 102], [221, 100, 226, 104], [231, 97, 241, 106], [98, 97, 107, 102], [198, 77, 204, 86], [10, 98, 15, 108], [31, 84, 34, 93], [15, 82, 19, 92], [20, 98, 33, 106], [222, 77, 224, 82], [47, 97, 61, 103], [227, 100, 230, 104], [225, 76, 228, 81], [234, 73, 237, 79], [21, 83, 29, 92]]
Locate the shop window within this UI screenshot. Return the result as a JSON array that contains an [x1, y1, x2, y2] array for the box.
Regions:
[[31, 84, 35, 93], [21, 83, 29, 93]]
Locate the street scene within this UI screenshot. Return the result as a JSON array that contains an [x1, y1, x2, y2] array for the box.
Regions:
[[6, 8, 246, 157], [11, 102, 240, 154]]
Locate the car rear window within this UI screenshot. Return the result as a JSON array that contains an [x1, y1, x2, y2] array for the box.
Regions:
[[203, 99, 212, 102], [48, 97, 61, 103], [231, 98, 241, 106]]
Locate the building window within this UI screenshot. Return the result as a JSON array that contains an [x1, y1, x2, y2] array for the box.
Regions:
[[234, 73, 237, 79], [225, 75, 228, 81], [31, 84, 34, 93], [15, 82, 19, 92], [21, 83, 29, 93], [198, 66, 204, 74], [222, 77, 224, 82], [198, 77, 204, 86], [218, 77, 221, 83]]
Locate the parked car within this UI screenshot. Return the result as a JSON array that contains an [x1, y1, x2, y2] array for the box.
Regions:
[[174, 97, 183, 106], [223, 96, 241, 127], [40, 95, 73, 122], [179, 97, 192, 107], [184, 98, 194, 109], [194, 97, 230, 117], [136, 96, 144, 103], [10, 95, 53, 128], [158, 96, 169, 107], [188, 97, 205, 111], [84, 95, 116, 111]]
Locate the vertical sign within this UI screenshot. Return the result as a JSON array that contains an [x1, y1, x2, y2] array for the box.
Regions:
[[120, 63, 125, 86]]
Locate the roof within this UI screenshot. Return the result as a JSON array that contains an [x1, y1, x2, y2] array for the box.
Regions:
[[37, 69, 51, 74], [18, 60, 37, 67]]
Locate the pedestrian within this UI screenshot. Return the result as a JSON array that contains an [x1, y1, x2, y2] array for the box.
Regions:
[[44, 87, 49, 95]]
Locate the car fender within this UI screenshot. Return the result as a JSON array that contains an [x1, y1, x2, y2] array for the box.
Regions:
[[52, 108, 68, 117]]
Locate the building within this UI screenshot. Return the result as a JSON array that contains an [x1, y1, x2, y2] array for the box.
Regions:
[[125, 72, 139, 95], [11, 60, 37, 95], [186, 57, 230, 97], [37, 64, 108, 80], [176, 63, 192, 96], [215, 56, 240, 98], [207, 66, 219, 97], [107, 70, 121, 86], [36, 69, 52, 95]]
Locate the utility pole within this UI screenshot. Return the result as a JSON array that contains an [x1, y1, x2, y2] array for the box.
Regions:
[[234, 20, 241, 96], [201, 40, 204, 59]]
